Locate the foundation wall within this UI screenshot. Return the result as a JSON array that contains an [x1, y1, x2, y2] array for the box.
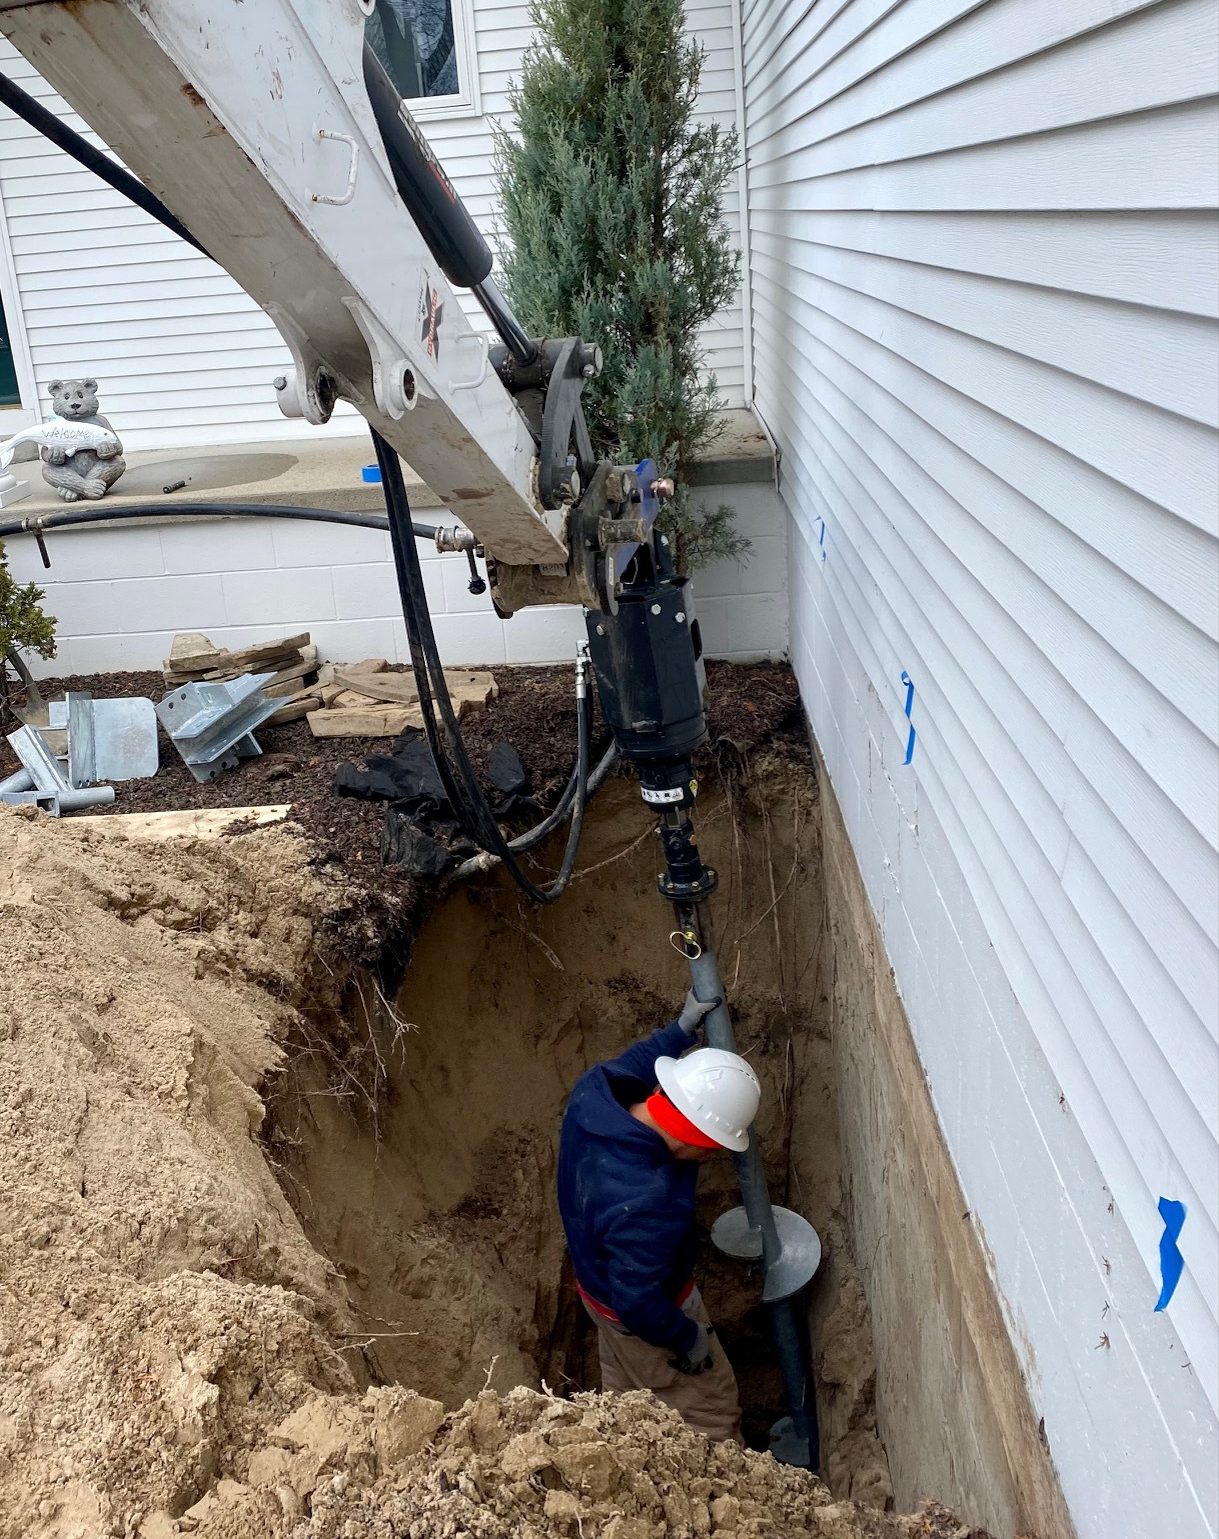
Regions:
[[814, 745, 1075, 1539], [9, 480, 787, 676]]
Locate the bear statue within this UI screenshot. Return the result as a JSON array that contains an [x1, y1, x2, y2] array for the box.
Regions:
[[41, 378, 126, 501]]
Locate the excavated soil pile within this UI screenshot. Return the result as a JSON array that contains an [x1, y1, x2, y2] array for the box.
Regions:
[[0, 808, 351, 1538], [0, 671, 986, 1539], [264, 1385, 984, 1539]]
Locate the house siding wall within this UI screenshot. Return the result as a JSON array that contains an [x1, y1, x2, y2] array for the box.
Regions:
[[0, 1, 745, 449], [741, 1, 1219, 1536]]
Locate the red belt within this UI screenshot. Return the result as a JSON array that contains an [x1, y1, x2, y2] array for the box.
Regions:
[[576, 1277, 694, 1325]]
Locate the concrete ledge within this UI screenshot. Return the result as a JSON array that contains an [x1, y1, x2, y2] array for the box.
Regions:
[[687, 409, 776, 487], [12, 409, 776, 525], [15, 439, 431, 520]]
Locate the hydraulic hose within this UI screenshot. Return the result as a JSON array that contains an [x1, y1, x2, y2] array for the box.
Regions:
[[445, 740, 619, 887], [375, 432, 489, 833], [375, 426, 581, 897], [507, 740, 617, 854], [373, 428, 592, 903], [0, 502, 441, 545]]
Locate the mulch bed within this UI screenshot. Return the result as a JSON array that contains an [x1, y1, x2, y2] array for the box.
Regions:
[[1, 660, 807, 965]]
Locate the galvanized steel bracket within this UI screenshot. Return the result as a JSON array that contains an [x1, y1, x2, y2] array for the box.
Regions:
[[47, 692, 159, 784], [155, 674, 281, 783], [4, 724, 116, 816]]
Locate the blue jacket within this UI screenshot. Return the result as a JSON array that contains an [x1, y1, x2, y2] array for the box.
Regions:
[[556, 1021, 700, 1355]]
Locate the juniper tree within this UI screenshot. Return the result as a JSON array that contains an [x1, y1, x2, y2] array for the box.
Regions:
[[495, 0, 747, 569]]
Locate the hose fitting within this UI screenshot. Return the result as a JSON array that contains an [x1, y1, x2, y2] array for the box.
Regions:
[[575, 639, 590, 702], [433, 524, 478, 553]]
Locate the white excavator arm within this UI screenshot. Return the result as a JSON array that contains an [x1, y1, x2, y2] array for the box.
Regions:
[[0, 0, 571, 566]]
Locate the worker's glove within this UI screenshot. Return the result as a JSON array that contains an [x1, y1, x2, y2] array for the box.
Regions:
[[678, 988, 721, 1037], [669, 1322, 715, 1376]]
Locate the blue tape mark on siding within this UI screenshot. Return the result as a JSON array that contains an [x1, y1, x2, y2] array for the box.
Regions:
[[1155, 1197, 1186, 1311], [900, 671, 917, 764]]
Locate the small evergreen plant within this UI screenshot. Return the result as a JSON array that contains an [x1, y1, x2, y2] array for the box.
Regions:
[[495, 0, 748, 570], [0, 541, 56, 713]]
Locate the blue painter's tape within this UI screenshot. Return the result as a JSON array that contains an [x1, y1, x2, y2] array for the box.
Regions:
[[361, 464, 382, 484], [900, 670, 917, 765], [1155, 1197, 1186, 1311]]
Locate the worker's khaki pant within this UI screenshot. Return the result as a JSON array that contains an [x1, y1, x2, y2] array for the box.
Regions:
[[585, 1287, 742, 1443]]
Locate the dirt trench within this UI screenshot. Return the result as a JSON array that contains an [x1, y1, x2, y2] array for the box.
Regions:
[[268, 764, 891, 1503], [0, 742, 979, 1539]]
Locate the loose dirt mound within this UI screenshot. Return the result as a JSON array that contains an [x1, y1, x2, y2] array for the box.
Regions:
[[0, 781, 982, 1539], [0, 806, 353, 1538], [224, 1385, 984, 1539]]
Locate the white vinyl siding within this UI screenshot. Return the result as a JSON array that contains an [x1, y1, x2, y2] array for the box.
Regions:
[[0, 1, 745, 450], [742, 1, 1219, 1536], [0, 39, 309, 447]]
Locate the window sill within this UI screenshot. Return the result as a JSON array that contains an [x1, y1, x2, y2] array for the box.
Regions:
[[408, 97, 482, 124]]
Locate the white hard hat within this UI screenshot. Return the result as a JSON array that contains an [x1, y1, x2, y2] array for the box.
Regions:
[[655, 1048, 760, 1153]]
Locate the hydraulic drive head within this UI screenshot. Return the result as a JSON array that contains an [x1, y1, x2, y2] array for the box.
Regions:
[[583, 462, 707, 796]]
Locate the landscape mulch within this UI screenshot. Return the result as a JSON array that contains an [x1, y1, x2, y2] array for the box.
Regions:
[[1, 660, 807, 964]]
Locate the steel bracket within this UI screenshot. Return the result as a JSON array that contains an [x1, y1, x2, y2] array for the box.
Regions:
[[46, 692, 158, 784], [155, 674, 281, 783], [4, 724, 115, 816]]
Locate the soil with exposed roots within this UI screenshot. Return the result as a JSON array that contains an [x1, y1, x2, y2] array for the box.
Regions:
[[0, 700, 988, 1538]]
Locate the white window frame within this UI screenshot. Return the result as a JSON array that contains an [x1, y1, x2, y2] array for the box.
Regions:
[[0, 171, 42, 430], [391, 0, 482, 124]]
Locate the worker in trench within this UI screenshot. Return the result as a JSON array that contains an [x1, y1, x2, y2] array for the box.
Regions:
[[556, 991, 761, 1443]]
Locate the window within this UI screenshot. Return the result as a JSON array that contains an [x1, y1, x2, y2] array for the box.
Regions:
[[0, 299, 19, 407], [366, 0, 480, 120]]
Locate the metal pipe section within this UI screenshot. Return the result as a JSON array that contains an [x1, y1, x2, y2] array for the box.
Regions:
[[472, 276, 538, 366], [682, 901, 819, 1470]]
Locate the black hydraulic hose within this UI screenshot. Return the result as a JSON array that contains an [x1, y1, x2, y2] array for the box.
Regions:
[[506, 740, 614, 854], [378, 431, 590, 900], [0, 501, 443, 544], [373, 428, 592, 903], [0, 70, 208, 257], [373, 429, 516, 850], [374, 431, 484, 831], [445, 740, 619, 888]]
